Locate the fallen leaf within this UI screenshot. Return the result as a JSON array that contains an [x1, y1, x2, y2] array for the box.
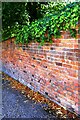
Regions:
[[24, 100, 28, 103], [1, 72, 78, 119]]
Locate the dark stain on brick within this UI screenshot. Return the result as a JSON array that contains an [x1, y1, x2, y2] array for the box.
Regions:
[[32, 74, 34, 77], [49, 80, 51, 83], [57, 99, 61, 103], [48, 57, 50, 60], [38, 80, 40, 82], [55, 95, 57, 98], [32, 57, 36, 60], [13, 72, 15, 74], [45, 92, 48, 96], [23, 70, 27, 73], [45, 43, 49, 46], [50, 47, 54, 50], [30, 82, 32, 85], [32, 65, 35, 67], [56, 62, 62, 66], [43, 65, 47, 68]]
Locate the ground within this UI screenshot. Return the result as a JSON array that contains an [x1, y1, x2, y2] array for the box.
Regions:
[[2, 79, 56, 119], [1, 72, 79, 120]]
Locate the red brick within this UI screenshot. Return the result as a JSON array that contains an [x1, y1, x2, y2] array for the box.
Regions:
[[1, 29, 80, 115]]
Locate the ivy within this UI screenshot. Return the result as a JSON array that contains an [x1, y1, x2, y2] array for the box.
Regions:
[[2, 2, 46, 41], [2, 2, 80, 45]]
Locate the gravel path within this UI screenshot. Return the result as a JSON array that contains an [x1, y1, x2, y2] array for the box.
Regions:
[[2, 79, 56, 119]]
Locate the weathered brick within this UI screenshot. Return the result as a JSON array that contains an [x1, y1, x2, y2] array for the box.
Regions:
[[1, 30, 80, 116]]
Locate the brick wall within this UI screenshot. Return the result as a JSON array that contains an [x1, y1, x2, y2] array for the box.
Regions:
[[1, 26, 80, 115]]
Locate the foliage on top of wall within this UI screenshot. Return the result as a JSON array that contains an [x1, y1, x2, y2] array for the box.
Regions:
[[2, 2, 46, 41], [15, 2, 80, 45], [2, 2, 80, 45]]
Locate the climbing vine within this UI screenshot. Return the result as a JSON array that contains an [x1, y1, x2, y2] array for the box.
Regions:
[[2, 2, 45, 41], [2, 2, 80, 45], [16, 2, 80, 45]]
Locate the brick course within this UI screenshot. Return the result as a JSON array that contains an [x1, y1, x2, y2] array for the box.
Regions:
[[0, 28, 80, 115]]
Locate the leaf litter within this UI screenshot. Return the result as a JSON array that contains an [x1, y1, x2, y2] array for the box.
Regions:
[[1, 72, 79, 119]]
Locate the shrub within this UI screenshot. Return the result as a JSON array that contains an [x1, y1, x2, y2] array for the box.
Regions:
[[16, 2, 80, 45]]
